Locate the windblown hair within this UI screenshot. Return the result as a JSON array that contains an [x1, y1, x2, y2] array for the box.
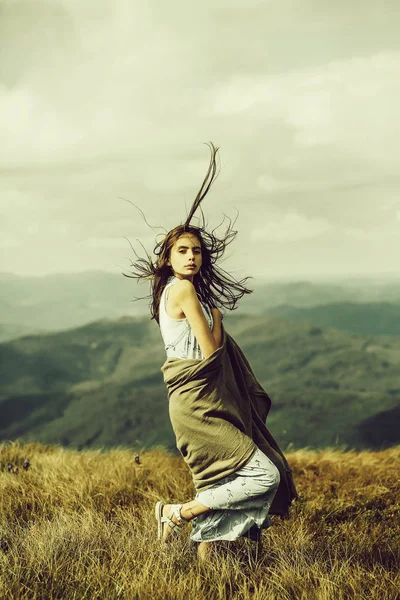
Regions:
[[122, 142, 253, 324]]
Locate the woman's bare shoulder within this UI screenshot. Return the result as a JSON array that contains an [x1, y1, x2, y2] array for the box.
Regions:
[[169, 279, 195, 296]]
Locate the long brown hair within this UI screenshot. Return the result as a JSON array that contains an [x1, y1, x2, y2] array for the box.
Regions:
[[122, 142, 253, 324]]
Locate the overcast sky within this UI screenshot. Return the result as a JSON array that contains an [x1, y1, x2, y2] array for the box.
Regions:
[[1, 0, 399, 281]]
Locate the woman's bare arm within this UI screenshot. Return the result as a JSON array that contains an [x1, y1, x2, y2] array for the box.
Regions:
[[210, 307, 223, 348], [174, 280, 219, 359]]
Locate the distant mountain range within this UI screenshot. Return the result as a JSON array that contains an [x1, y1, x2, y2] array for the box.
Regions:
[[1, 270, 400, 342], [1, 311, 399, 453]]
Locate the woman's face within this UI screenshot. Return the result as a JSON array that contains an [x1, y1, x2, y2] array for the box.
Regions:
[[166, 233, 203, 281]]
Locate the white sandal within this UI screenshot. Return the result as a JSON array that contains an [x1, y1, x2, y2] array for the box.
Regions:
[[155, 501, 189, 540]]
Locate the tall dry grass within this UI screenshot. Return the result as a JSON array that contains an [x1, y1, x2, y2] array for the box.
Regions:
[[0, 441, 399, 600]]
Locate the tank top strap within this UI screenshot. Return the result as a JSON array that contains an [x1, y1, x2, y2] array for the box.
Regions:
[[160, 276, 181, 317]]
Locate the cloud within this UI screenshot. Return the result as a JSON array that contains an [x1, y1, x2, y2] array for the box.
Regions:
[[256, 174, 344, 194], [201, 51, 400, 170], [0, 234, 21, 248], [86, 237, 127, 249], [341, 227, 383, 241], [0, 0, 399, 277], [0, 1, 183, 165], [0, 0, 399, 176], [250, 210, 333, 242]]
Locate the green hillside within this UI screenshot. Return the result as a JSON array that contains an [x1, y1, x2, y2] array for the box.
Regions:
[[0, 313, 399, 452], [267, 301, 400, 336]]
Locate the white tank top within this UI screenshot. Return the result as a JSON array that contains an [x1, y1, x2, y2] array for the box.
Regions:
[[159, 275, 214, 359]]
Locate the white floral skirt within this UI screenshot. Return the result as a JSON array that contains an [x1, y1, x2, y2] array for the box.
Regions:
[[190, 447, 281, 542]]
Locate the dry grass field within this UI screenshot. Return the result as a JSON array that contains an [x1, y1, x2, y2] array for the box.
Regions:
[[0, 441, 399, 600]]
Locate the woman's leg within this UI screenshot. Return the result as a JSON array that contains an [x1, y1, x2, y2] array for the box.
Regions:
[[159, 449, 280, 557], [195, 449, 280, 513], [160, 499, 211, 537], [160, 454, 277, 535], [160, 500, 216, 561], [190, 449, 280, 544]]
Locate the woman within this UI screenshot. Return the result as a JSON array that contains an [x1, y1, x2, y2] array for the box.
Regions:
[[125, 142, 298, 561]]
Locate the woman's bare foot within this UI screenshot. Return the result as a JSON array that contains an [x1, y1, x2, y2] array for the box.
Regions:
[[160, 504, 184, 542], [156, 499, 211, 543]]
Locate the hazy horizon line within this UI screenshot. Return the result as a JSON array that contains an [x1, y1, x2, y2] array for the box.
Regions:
[[0, 269, 399, 283]]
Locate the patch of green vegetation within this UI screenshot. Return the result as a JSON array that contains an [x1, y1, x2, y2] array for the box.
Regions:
[[1, 313, 399, 452]]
